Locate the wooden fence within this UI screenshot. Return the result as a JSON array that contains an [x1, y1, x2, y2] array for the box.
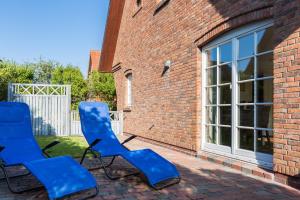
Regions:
[[8, 83, 71, 136], [8, 83, 123, 136], [70, 111, 123, 136]]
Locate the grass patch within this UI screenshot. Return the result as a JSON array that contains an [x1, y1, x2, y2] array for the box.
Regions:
[[35, 136, 89, 158]]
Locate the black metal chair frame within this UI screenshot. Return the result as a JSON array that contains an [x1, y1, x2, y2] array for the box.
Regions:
[[80, 136, 181, 190], [80, 136, 140, 181], [0, 142, 99, 199]]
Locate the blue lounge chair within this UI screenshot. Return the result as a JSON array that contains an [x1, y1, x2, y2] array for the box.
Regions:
[[79, 102, 180, 189], [0, 102, 98, 200]]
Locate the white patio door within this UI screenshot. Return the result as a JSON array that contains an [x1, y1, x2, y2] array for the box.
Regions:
[[202, 20, 274, 167]]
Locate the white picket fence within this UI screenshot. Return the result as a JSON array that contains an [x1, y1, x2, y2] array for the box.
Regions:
[[70, 111, 123, 136], [8, 83, 123, 136]]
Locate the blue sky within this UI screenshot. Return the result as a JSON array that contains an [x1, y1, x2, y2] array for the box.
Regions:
[[0, 0, 109, 77]]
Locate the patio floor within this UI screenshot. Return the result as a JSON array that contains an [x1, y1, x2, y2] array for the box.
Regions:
[[1, 138, 300, 200]]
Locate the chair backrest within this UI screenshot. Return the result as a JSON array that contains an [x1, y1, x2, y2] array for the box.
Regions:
[[79, 102, 121, 148], [0, 102, 42, 164], [0, 102, 34, 139]]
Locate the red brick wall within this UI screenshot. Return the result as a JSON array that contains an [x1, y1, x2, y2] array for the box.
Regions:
[[272, 0, 300, 179], [88, 50, 101, 73], [112, 0, 300, 178]]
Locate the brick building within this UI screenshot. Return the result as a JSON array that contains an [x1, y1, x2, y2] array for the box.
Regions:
[[100, 0, 300, 187], [88, 50, 101, 74]]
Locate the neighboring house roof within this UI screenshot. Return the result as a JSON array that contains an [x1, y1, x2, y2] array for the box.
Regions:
[[99, 0, 125, 72], [88, 50, 101, 73]]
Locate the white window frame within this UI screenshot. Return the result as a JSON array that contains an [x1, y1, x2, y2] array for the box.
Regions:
[[126, 74, 132, 107], [201, 20, 274, 168]]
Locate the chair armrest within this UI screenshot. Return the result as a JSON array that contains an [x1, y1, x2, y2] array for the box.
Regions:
[[122, 135, 137, 145], [90, 139, 101, 148], [0, 146, 4, 153], [42, 141, 60, 152]]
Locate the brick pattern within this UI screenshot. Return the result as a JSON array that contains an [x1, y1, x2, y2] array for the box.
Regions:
[[198, 152, 274, 180], [88, 50, 101, 73], [111, 0, 300, 179], [194, 5, 274, 47], [1, 138, 300, 199], [272, 0, 300, 177]]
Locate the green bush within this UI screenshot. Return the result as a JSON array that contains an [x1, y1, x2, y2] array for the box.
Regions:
[[0, 60, 34, 101], [87, 71, 116, 110], [52, 66, 88, 110], [0, 59, 117, 110]]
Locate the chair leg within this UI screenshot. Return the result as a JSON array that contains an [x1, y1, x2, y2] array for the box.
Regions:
[[0, 170, 31, 181], [87, 156, 116, 171], [152, 177, 181, 190], [98, 156, 140, 180], [80, 148, 91, 165], [80, 148, 116, 170], [80, 149, 139, 180], [79, 186, 99, 200], [0, 165, 43, 194]]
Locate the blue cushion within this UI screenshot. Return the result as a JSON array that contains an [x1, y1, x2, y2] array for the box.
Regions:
[[0, 102, 44, 165], [123, 149, 180, 186], [0, 105, 25, 123], [24, 156, 97, 200], [0, 138, 44, 165], [79, 102, 180, 187], [0, 102, 98, 199], [79, 102, 123, 156], [0, 102, 34, 139]]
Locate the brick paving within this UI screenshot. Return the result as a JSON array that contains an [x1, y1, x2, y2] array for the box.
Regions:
[[1, 138, 300, 200]]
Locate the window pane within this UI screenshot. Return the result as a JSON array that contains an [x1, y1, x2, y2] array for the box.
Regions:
[[220, 106, 231, 125], [220, 127, 231, 147], [220, 64, 232, 84], [257, 105, 273, 129], [207, 67, 217, 85], [239, 105, 254, 127], [257, 53, 273, 78], [239, 129, 254, 151], [207, 87, 217, 105], [257, 130, 273, 154], [239, 81, 254, 103], [127, 74, 132, 106], [207, 48, 217, 66], [206, 106, 217, 124], [238, 34, 254, 58], [220, 85, 231, 104], [220, 42, 232, 64], [257, 79, 273, 102], [206, 126, 217, 144], [238, 58, 254, 80], [257, 27, 274, 53]]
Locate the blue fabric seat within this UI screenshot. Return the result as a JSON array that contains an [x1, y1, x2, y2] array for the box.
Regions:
[[79, 102, 180, 189], [25, 156, 97, 200], [0, 102, 98, 200], [0, 138, 44, 165]]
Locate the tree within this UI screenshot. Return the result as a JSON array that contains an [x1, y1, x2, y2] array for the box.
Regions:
[[0, 59, 117, 111], [87, 71, 116, 110], [52, 66, 88, 109], [33, 59, 57, 84], [0, 60, 34, 101]]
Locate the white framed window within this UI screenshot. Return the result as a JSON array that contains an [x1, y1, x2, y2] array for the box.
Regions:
[[126, 73, 132, 107], [202, 20, 274, 166]]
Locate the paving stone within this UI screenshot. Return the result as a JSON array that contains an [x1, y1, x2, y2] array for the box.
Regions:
[[0, 138, 300, 199]]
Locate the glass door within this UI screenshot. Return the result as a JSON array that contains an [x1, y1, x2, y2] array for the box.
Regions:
[[202, 20, 274, 165], [235, 25, 274, 163], [204, 42, 233, 154]]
